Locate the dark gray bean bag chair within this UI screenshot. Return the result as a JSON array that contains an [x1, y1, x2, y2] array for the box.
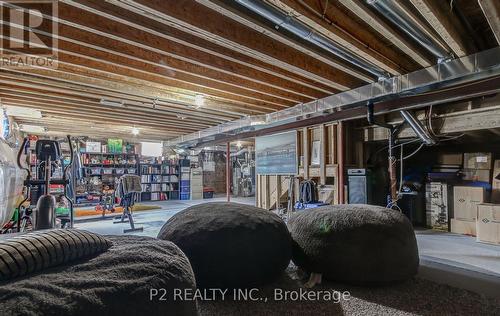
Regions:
[[0, 229, 112, 280], [158, 202, 292, 288], [0, 235, 198, 316], [288, 204, 419, 284]]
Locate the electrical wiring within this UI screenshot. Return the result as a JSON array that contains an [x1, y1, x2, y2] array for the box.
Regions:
[[398, 143, 404, 197], [402, 143, 425, 160], [368, 138, 421, 163], [438, 133, 465, 142], [428, 104, 465, 140], [427, 105, 438, 137]]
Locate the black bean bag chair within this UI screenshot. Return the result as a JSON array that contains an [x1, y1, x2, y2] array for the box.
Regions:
[[0, 235, 198, 316], [158, 202, 292, 288], [288, 204, 419, 284]]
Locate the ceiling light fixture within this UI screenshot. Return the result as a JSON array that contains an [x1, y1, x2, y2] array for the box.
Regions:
[[100, 99, 125, 107], [132, 127, 140, 136], [5, 106, 42, 119], [19, 124, 46, 134]]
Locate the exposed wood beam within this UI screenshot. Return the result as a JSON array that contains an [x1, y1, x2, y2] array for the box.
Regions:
[[264, 0, 407, 75], [54, 49, 296, 107], [336, 0, 431, 68], [0, 93, 215, 129], [0, 86, 231, 124], [26, 59, 285, 110], [7, 22, 316, 104], [64, 0, 337, 94], [53, 10, 328, 100], [3, 35, 294, 109], [364, 104, 500, 141], [478, 0, 500, 45], [83, 0, 365, 89], [0, 98, 198, 132], [15, 117, 183, 138], [1, 67, 268, 115], [0, 72, 247, 118], [409, 0, 474, 57], [196, 0, 375, 81], [14, 117, 171, 141]]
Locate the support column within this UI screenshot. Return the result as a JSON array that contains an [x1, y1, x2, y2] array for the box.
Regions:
[[226, 142, 231, 202], [337, 122, 345, 204]]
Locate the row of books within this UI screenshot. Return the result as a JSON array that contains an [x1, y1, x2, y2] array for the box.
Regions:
[[140, 175, 178, 183], [141, 183, 176, 192]]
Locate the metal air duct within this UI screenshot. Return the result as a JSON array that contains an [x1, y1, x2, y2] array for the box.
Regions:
[[367, 0, 451, 61], [235, 0, 389, 79], [399, 110, 436, 145]]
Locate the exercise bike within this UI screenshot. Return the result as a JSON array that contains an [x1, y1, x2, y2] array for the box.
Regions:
[[15, 135, 75, 232]]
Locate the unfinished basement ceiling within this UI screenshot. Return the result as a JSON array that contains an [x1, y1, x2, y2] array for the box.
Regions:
[[1, 0, 498, 141]]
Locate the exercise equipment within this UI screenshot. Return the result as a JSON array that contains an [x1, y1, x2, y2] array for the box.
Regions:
[[15, 135, 75, 232], [113, 174, 143, 233], [95, 185, 116, 217]]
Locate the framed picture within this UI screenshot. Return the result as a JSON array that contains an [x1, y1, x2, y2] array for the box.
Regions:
[[107, 139, 123, 154], [86, 141, 101, 153], [255, 131, 297, 175], [311, 141, 320, 165]]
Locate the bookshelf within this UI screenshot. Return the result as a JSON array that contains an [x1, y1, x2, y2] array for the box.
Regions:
[[77, 152, 139, 206], [139, 160, 181, 202]]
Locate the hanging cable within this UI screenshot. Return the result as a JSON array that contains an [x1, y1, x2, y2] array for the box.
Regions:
[[402, 143, 425, 160], [398, 143, 404, 196], [428, 104, 465, 140]]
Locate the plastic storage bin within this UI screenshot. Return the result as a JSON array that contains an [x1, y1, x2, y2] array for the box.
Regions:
[[203, 191, 214, 199]]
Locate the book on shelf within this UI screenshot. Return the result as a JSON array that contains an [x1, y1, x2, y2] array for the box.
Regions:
[[141, 183, 175, 192]]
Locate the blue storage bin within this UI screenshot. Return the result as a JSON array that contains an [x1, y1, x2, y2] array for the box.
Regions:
[[180, 193, 190, 200], [180, 186, 190, 193], [180, 180, 190, 187]]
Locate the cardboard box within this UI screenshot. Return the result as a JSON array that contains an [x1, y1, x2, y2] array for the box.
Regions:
[[463, 153, 492, 170], [476, 203, 500, 245], [425, 182, 450, 230], [462, 169, 491, 183], [451, 218, 476, 236], [437, 153, 463, 165], [453, 186, 484, 220], [318, 185, 335, 204]]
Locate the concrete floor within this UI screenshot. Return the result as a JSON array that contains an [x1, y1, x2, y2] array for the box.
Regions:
[[416, 229, 500, 298], [75, 198, 500, 298], [75, 196, 255, 237]]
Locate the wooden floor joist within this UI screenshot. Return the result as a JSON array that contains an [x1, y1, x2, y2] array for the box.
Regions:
[[0, 0, 497, 140]]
